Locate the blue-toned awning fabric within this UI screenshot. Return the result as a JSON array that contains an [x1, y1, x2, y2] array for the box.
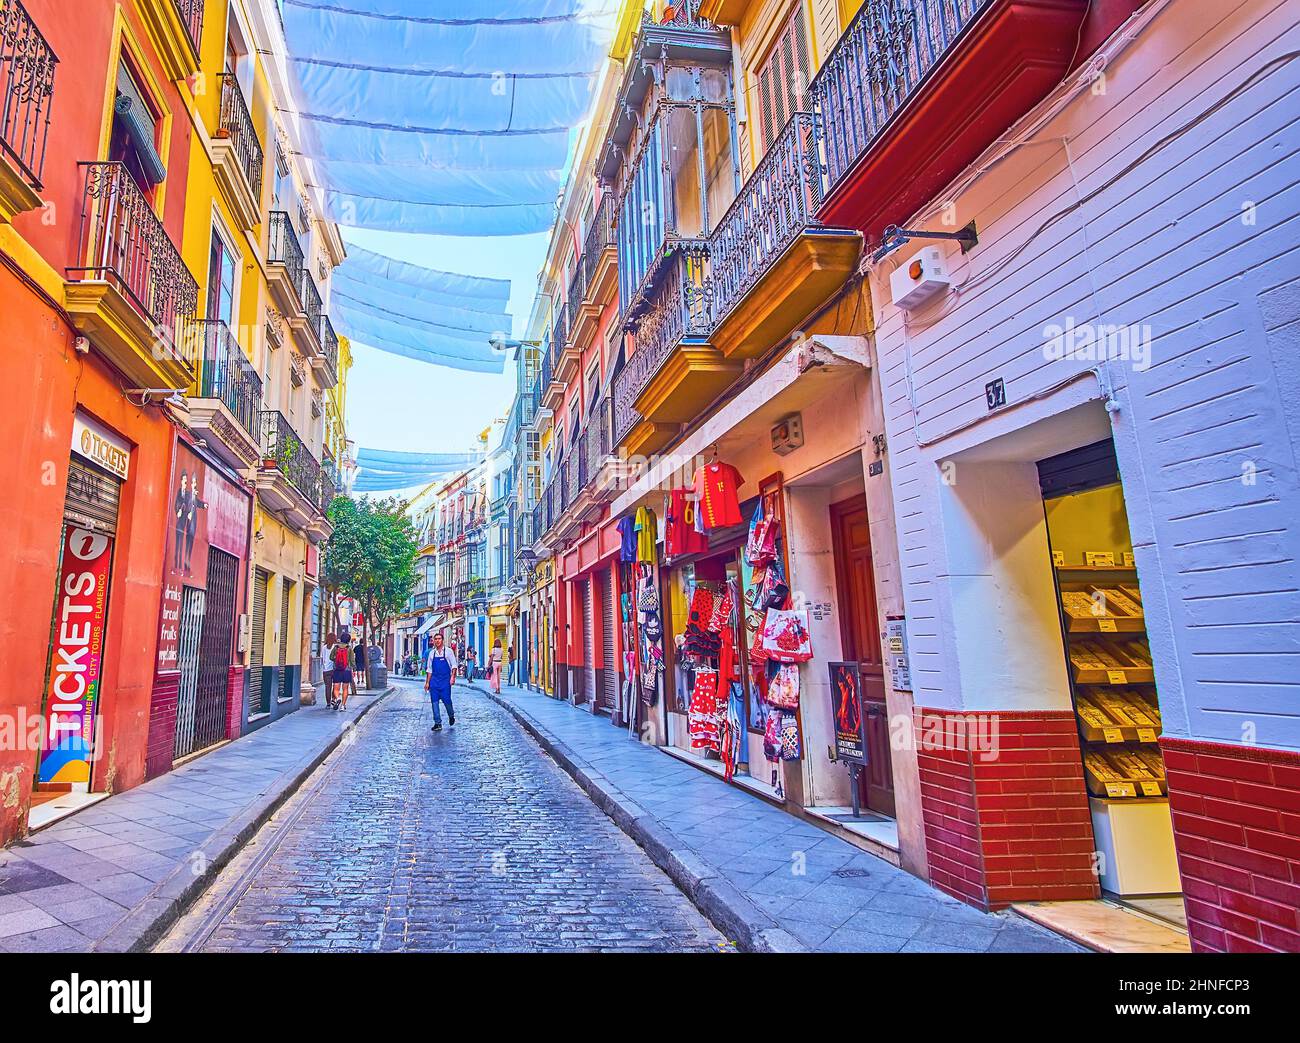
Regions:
[[353, 447, 484, 493], [334, 245, 511, 372], [279, 0, 615, 235]]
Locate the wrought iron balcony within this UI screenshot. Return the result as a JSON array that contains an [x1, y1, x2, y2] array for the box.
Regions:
[[267, 210, 305, 308], [260, 408, 327, 511], [0, 0, 56, 189], [69, 161, 200, 354], [173, 0, 204, 54], [809, 0, 989, 205], [319, 312, 339, 376], [580, 194, 617, 296], [192, 319, 262, 440], [301, 269, 324, 341], [709, 112, 821, 326], [217, 73, 263, 202], [612, 238, 711, 446]]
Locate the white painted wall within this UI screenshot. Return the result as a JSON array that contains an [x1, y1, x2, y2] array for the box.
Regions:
[[870, 0, 1300, 750]]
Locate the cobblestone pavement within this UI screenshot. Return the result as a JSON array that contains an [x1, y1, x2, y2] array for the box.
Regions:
[[161, 680, 726, 952]]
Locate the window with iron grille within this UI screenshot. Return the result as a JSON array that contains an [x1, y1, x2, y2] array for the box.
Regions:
[[753, 3, 812, 157]]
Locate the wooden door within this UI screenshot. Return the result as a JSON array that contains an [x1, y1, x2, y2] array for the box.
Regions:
[[830, 495, 895, 817]]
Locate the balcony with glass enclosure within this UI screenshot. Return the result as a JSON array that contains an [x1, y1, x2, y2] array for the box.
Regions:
[[602, 2, 740, 458]]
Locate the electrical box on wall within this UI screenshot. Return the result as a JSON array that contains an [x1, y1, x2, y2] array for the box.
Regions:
[[238, 613, 249, 653], [890, 246, 950, 309], [771, 413, 804, 456]]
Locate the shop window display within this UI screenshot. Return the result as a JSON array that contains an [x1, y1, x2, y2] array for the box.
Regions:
[[1040, 441, 1184, 925]]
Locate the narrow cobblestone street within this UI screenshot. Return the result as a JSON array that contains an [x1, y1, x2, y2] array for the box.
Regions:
[[160, 681, 727, 952]]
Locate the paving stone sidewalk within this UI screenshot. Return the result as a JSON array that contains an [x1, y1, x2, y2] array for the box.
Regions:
[[484, 683, 1083, 953], [0, 688, 392, 953]]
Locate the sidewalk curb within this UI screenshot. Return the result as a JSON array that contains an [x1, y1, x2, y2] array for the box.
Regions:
[[94, 686, 397, 953], [481, 686, 806, 954]]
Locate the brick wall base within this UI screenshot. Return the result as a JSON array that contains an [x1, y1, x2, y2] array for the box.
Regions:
[[915, 708, 1100, 909], [1161, 736, 1300, 953], [144, 672, 180, 780], [226, 665, 245, 740]]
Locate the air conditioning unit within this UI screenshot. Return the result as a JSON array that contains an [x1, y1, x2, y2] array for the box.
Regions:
[[890, 247, 950, 309]]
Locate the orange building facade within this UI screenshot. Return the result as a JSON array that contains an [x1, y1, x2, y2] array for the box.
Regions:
[[0, 0, 203, 844]]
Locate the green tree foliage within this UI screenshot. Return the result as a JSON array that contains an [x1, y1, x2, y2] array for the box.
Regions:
[[323, 495, 419, 681]]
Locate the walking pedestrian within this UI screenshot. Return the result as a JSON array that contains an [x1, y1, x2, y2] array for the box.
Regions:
[[425, 632, 458, 732], [464, 645, 477, 682], [352, 637, 365, 693], [322, 632, 338, 709], [489, 639, 504, 693], [331, 637, 353, 710], [507, 643, 517, 686]]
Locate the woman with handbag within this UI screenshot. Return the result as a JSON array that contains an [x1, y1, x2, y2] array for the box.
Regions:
[[488, 639, 504, 693]]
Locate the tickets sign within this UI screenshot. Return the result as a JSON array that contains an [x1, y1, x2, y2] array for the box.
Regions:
[[40, 526, 114, 784]]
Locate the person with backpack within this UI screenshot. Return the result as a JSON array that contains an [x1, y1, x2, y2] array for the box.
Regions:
[[424, 631, 458, 732], [322, 632, 338, 709], [330, 637, 352, 710]]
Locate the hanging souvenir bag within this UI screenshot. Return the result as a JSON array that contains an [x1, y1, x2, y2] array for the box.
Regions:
[[642, 610, 663, 643], [636, 563, 659, 613], [745, 499, 779, 565], [763, 710, 783, 762], [764, 662, 801, 710], [779, 712, 802, 761], [759, 557, 790, 610], [760, 607, 814, 663]]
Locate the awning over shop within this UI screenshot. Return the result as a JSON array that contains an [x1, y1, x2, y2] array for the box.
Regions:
[[414, 614, 445, 636]]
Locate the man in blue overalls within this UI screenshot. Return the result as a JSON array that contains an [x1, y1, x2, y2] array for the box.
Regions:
[[424, 631, 458, 732]]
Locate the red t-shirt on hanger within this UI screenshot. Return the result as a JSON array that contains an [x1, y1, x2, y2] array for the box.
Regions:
[[694, 462, 744, 529]]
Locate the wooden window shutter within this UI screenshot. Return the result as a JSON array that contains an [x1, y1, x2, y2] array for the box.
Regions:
[[754, 3, 813, 157]]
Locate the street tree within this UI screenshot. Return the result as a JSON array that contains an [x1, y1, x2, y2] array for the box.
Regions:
[[323, 495, 419, 686]]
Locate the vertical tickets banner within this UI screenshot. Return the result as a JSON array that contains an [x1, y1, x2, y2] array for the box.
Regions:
[[40, 526, 114, 783], [829, 661, 867, 766]]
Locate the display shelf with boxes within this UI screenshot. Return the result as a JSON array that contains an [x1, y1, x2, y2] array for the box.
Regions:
[[1039, 444, 1184, 902]]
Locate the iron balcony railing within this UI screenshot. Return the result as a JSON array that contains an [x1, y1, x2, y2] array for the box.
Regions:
[[70, 162, 200, 360], [612, 238, 710, 446], [710, 112, 823, 326], [0, 0, 56, 187], [412, 591, 430, 610], [320, 313, 339, 373], [566, 259, 587, 337], [173, 0, 205, 54], [268, 210, 305, 308], [302, 269, 324, 341], [261, 409, 328, 511], [553, 299, 570, 357], [580, 194, 617, 295], [192, 319, 262, 440], [809, 0, 989, 202], [217, 73, 263, 201]]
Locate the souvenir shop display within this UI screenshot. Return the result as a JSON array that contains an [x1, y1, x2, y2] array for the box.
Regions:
[[693, 457, 745, 529], [634, 505, 658, 563], [660, 469, 810, 798]]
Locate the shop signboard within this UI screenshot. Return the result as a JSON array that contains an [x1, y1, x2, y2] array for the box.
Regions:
[[829, 661, 868, 766], [40, 526, 114, 784]]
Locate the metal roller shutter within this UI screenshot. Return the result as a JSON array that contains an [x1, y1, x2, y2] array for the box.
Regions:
[[64, 457, 122, 535], [581, 580, 595, 704], [248, 568, 269, 716], [599, 570, 616, 712]]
